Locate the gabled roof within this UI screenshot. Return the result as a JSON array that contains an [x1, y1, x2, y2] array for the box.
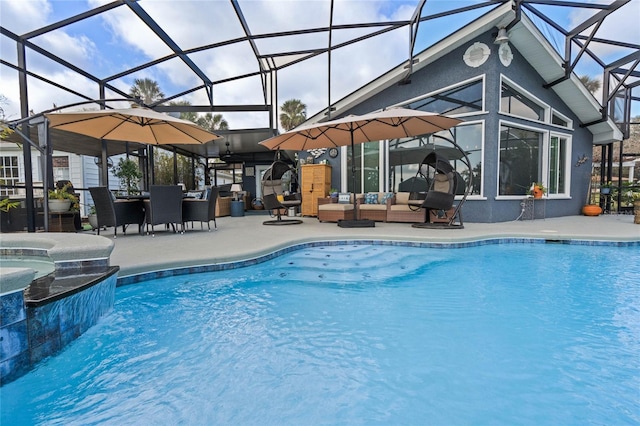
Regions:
[[307, 2, 622, 144]]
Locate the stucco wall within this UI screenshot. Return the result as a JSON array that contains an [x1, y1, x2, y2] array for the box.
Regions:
[[331, 30, 594, 223]]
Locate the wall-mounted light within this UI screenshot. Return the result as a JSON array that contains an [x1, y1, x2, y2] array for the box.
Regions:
[[494, 28, 509, 44]]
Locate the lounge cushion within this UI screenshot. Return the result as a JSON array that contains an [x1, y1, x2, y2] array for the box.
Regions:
[[395, 192, 410, 204], [319, 203, 354, 211]]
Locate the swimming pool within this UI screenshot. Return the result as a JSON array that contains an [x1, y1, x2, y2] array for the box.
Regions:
[[2, 242, 639, 425]]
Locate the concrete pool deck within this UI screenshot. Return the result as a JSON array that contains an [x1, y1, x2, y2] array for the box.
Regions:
[[106, 213, 640, 278]]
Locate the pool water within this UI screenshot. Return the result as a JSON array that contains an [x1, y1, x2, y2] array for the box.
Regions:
[[2, 243, 639, 425], [1, 256, 55, 279]]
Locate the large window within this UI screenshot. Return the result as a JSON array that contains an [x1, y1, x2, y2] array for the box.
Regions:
[[388, 122, 483, 196], [499, 125, 543, 196], [346, 141, 381, 193], [500, 79, 546, 122], [498, 124, 571, 197], [0, 155, 20, 196], [405, 77, 484, 116]]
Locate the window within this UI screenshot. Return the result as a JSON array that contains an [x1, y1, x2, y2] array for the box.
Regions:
[[52, 156, 70, 182], [498, 124, 571, 197], [499, 124, 543, 196], [551, 110, 572, 129], [345, 141, 381, 193], [548, 134, 570, 195], [0, 155, 20, 196], [500, 79, 546, 121], [405, 78, 484, 116], [387, 122, 483, 196]]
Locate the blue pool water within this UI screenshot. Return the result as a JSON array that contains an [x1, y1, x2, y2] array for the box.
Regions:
[[2, 243, 639, 425]]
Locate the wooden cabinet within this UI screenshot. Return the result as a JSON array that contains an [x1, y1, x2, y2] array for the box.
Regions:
[[301, 164, 331, 216]]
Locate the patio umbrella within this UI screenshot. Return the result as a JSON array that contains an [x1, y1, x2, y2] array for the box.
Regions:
[[44, 107, 221, 145], [259, 107, 462, 227]]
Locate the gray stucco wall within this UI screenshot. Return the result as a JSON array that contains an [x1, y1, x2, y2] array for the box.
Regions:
[[330, 30, 594, 223]]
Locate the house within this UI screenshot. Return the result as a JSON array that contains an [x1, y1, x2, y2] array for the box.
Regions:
[[300, 3, 622, 222]]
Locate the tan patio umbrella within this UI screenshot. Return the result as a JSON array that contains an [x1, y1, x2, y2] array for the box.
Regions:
[[260, 107, 462, 227], [44, 107, 221, 144]]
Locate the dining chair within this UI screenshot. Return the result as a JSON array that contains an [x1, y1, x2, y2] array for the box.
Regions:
[[182, 187, 219, 231], [89, 186, 145, 237], [144, 185, 184, 236]]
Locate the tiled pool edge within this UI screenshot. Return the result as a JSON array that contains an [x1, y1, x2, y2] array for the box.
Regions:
[[0, 234, 117, 385], [0, 269, 118, 385], [117, 237, 640, 286]]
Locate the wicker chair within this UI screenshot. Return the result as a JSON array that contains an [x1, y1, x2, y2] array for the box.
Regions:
[[144, 185, 184, 236], [412, 152, 465, 228], [182, 187, 219, 231], [89, 186, 145, 237], [261, 159, 303, 225]]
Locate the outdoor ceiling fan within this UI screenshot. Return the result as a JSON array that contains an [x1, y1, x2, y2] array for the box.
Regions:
[[220, 141, 243, 163]]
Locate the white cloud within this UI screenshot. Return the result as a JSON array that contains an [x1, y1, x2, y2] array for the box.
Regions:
[[2, 0, 637, 127]]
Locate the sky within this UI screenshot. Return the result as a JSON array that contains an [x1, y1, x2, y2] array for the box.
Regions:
[[1, 0, 638, 130]]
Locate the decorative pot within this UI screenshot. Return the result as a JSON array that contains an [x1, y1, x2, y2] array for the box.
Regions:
[[532, 186, 544, 199], [601, 187, 611, 195], [48, 199, 71, 213], [88, 214, 98, 229], [582, 204, 602, 216], [251, 199, 264, 210]]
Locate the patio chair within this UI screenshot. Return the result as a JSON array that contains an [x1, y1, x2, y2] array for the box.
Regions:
[[261, 158, 303, 225], [411, 152, 465, 228], [182, 187, 219, 231], [89, 186, 145, 237], [144, 185, 184, 236]]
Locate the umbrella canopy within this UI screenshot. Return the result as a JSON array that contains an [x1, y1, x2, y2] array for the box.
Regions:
[[44, 107, 221, 145], [259, 108, 462, 151], [259, 108, 462, 227]]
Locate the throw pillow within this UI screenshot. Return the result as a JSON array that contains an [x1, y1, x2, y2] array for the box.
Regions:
[[364, 193, 378, 204], [338, 193, 351, 204], [380, 192, 393, 204]]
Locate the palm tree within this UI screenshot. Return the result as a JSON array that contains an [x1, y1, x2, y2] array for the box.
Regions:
[[280, 99, 306, 131], [129, 78, 165, 106], [197, 113, 229, 131], [168, 100, 198, 123], [579, 75, 601, 94]]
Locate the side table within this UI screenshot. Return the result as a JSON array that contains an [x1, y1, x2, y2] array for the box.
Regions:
[[48, 211, 78, 232], [230, 200, 245, 217], [521, 196, 546, 220]]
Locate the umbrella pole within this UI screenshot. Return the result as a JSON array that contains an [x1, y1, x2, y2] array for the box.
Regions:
[[351, 132, 358, 219]]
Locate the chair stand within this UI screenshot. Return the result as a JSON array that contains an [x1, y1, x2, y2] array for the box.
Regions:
[[412, 222, 464, 229], [337, 219, 375, 228], [412, 207, 464, 229], [263, 215, 303, 225]]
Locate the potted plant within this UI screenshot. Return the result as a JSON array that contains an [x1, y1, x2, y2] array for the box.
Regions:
[[48, 182, 79, 213], [528, 182, 546, 199], [329, 187, 339, 202], [88, 205, 98, 229], [113, 157, 142, 196], [0, 198, 21, 233], [601, 181, 613, 195]]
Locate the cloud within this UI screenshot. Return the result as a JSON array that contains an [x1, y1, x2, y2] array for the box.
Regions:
[[1, 0, 637, 126]]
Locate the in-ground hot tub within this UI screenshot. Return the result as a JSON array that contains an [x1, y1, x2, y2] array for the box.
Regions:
[[0, 233, 118, 384]]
